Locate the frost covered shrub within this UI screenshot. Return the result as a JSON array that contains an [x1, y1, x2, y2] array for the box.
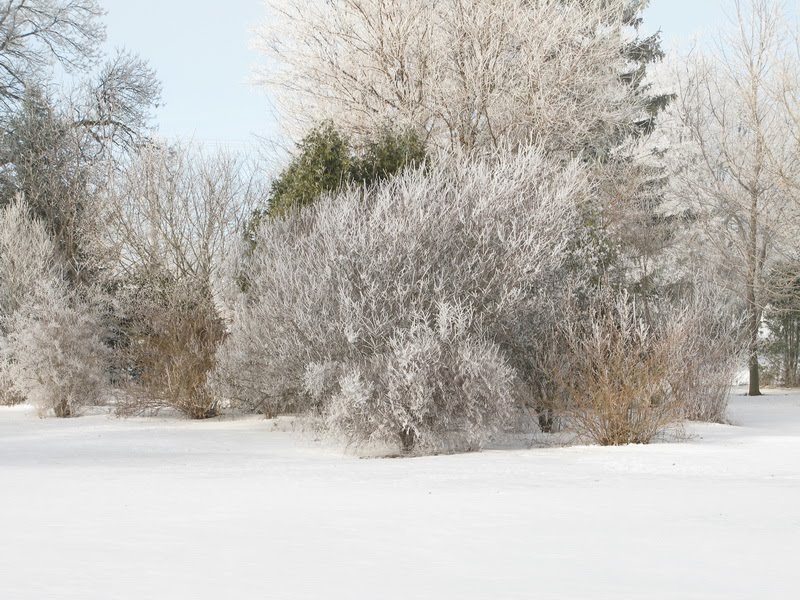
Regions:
[[556, 290, 686, 445], [665, 283, 744, 423], [1, 288, 109, 417], [0, 200, 58, 317], [321, 305, 516, 452], [115, 282, 226, 419], [214, 147, 583, 453], [0, 200, 60, 405], [547, 281, 742, 442]]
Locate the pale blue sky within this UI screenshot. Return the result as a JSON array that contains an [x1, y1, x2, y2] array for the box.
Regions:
[[101, 0, 274, 149], [96, 0, 761, 148]]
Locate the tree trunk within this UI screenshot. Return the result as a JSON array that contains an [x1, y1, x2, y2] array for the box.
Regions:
[[748, 353, 761, 396], [746, 182, 761, 397], [537, 408, 554, 433], [786, 320, 799, 387], [747, 288, 762, 396]]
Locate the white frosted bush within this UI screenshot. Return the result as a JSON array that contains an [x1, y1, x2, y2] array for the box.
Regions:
[[0, 200, 58, 320], [665, 281, 744, 423], [0, 200, 60, 405], [214, 147, 584, 452], [323, 305, 516, 452], [1, 288, 109, 417]]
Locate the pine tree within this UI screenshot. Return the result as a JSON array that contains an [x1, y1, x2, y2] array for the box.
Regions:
[[265, 122, 426, 219], [580, 0, 676, 301]]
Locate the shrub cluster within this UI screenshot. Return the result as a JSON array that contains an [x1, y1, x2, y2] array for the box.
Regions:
[[0, 0, 754, 450], [0, 140, 742, 450]]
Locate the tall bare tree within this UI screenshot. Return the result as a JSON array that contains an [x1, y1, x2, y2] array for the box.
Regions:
[[0, 0, 105, 112], [255, 0, 647, 156], [669, 0, 800, 396], [73, 49, 162, 156]]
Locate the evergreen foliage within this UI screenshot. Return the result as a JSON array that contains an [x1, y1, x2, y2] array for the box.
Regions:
[[265, 122, 426, 219], [764, 263, 800, 387]]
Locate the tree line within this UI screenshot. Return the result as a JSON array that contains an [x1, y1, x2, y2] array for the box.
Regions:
[[1, 0, 798, 455]]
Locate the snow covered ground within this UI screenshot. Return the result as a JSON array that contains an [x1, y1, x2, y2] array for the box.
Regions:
[[1, 389, 798, 600]]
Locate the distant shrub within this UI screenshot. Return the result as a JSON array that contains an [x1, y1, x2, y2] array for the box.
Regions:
[[0, 377, 25, 406], [114, 280, 226, 420], [665, 282, 743, 423], [762, 262, 800, 388]]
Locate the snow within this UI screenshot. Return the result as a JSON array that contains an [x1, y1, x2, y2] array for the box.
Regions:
[[1, 389, 799, 599]]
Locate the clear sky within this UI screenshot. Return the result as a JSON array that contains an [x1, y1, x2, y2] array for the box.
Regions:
[[101, 0, 276, 150], [96, 0, 779, 149], [644, 0, 729, 43]]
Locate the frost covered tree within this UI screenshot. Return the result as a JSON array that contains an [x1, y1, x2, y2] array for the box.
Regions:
[[0, 36, 161, 414], [0, 51, 160, 286], [668, 0, 800, 396], [214, 147, 584, 452], [0, 0, 105, 113], [255, 0, 649, 156], [0, 88, 96, 282], [72, 49, 162, 156]]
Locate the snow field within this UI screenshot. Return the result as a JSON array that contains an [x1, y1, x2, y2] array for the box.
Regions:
[[1, 389, 798, 599]]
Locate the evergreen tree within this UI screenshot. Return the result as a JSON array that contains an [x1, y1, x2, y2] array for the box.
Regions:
[[764, 263, 800, 387], [241, 122, 428, 250], [266, 122, 426, 219], [579, 0, 676, 302]]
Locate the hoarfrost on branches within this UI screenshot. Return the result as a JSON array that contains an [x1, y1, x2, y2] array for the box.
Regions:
[[214, 146, 583, 452]]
